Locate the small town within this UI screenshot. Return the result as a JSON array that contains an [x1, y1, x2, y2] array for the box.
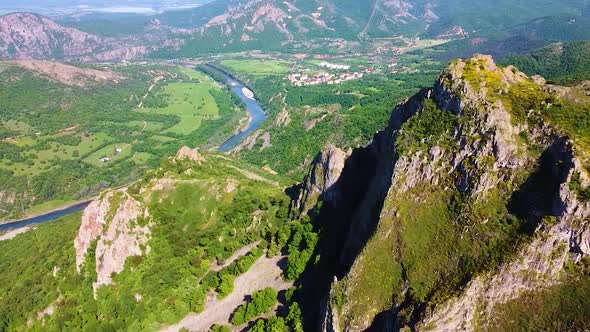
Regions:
[[288, 62, 377, 86]]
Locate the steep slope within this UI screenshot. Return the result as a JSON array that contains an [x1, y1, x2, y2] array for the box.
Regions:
[[0, 13, 102, 59], [0, 12, 182, 61], [153, 0, 588, 55], [0, 147, 303, 330], [295, 55, 590, 330]]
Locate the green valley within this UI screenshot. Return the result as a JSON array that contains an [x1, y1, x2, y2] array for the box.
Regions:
[[0, 62, 247, 221], [1, 1, 590, 332]]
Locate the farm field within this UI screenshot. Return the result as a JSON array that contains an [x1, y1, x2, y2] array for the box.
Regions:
[[219, 59, 293, 75], [140, 81, 219, 135]]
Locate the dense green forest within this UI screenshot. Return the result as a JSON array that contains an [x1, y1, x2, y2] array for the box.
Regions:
[[503, 41, 590, 85]]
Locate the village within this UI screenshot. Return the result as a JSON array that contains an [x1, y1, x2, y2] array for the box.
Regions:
[[288, 61, 378, 86]]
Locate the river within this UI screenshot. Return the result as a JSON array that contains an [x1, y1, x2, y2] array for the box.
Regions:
[[0, 66, 267, 232], [211, 66, 267, 152]]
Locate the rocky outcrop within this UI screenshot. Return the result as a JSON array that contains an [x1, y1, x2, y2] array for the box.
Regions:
[[421, 147, 590, 331], [274, 110, 291, 127], [74, 191, 150, 296], [0, 12, 169, 62], [0, 13, 101, 60], [74, 193, 111, 272], [13, 60, 124, 87], [296, 145, 349, 215], [316, 55, 589, 331], [175, 146, 206, 164]]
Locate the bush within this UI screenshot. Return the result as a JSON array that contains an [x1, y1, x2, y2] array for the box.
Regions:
[[217, 274, 234, 299], [231, 288, 277, 325]]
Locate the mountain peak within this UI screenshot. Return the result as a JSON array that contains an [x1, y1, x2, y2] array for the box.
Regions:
[[0, 12, 102, 60]]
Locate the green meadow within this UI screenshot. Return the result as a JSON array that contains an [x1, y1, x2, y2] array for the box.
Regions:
[[219, 59, 292, 75]]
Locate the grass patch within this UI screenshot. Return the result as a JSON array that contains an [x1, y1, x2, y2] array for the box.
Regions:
[[140, 79, 220, 135], [219, 60, 292, 75], [84, 143, 132, 167], [486, 270, 590, 331], [131, 152, 155, 165]]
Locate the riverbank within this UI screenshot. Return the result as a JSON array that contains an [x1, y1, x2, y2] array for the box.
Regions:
[[200, 65, 267, 152], [0, 199, 93, 232], [0, 226, 33, 241]]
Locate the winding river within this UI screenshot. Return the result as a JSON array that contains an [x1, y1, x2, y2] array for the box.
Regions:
[[211, 66, 267, 152], [0, 66, 267, 232]]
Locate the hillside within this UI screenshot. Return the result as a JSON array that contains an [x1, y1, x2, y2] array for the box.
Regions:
[[0, 149, 310, 331], [0, 12, 187, 61], [2, 2, 589, 60], [291, 55, 590, 330], [504, 41, 590, 85], [153, 0, 590, 56]]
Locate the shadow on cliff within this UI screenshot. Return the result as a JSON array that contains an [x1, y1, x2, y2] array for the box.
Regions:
[[364, 137, 576, 332], [294, 90, 432, 331], [507, 137, 573, 224]]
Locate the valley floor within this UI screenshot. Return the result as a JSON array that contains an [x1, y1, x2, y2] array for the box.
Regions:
[[162, 254, 292, 332]]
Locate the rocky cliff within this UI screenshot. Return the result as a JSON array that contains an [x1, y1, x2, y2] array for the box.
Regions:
[[74, 190, 151, 296], [298, 55, 590, 331], [0, 13, 180, 61]]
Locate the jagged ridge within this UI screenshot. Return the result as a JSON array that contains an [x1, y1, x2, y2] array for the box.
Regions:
[[296, 54, 590, 331]]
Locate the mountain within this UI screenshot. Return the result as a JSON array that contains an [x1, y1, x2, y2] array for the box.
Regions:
[[2, 1, 589, 60], [1, 54, 590, 331], [0, 12, 184, 61], [153, 0, 589, 55], [294, 55, 590, 330]]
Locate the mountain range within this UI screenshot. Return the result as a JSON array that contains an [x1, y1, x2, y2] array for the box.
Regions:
[[1, 0, 590, 60]]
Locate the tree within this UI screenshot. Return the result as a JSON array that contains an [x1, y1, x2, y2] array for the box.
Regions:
[[231, 288, 277, 325], [217, 274, 234, 298], [286, 302, 303, 332]]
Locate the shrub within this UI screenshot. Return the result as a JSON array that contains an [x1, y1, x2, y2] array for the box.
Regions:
[[231, 288, 277, 325]]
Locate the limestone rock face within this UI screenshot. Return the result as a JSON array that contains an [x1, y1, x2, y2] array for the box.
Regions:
[[0, 13, 102, 60], [317, 55, 590, 331], [74, 194, 111, 273], [74, 191, 150, 296], [421, 151, 590, 331], [0, 12, 172, 62], [175, 146, 206, 163], [296, 145, 349, 215]]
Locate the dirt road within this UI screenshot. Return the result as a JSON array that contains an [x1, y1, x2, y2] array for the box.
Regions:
[[162, 255, 292, 332]]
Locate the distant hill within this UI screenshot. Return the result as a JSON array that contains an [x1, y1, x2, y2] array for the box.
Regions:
[[0, 12, 153, 61], [152, 0, 589, 56], [419, 12, 590, 62], [0, 12, 190, 61], [2, 1, 589, 60], [504, 41, 590, 85]]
